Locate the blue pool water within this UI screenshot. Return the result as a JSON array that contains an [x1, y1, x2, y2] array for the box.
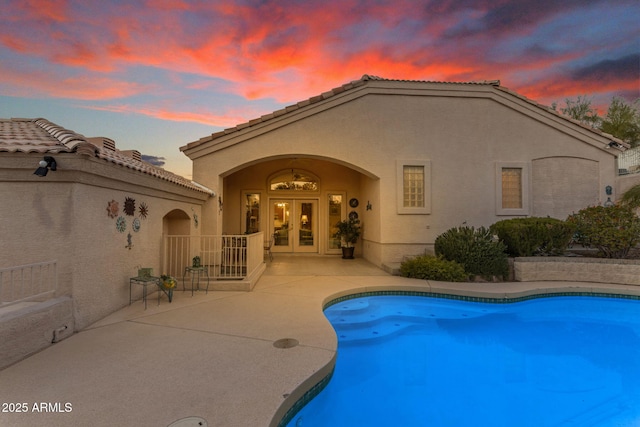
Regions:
[[287, 295, 640, 427]]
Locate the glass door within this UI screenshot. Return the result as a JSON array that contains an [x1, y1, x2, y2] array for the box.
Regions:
[[272, 200, 292, 252], [294, 200, 317, 253], [271, 199, 318, 253]]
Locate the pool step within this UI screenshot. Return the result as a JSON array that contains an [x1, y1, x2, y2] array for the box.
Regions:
[[332, 315, 432, 343], [555, 395, 630, 426]]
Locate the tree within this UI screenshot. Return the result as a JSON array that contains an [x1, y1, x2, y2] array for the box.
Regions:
[[558, 95, 601, 127], [601, 97, 640, 147]]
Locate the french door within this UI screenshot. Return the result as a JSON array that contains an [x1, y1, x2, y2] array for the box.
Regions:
[[271, 199, 318, 253]]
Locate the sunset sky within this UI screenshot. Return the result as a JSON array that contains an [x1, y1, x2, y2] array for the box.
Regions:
[[1, 0, 638, 179]]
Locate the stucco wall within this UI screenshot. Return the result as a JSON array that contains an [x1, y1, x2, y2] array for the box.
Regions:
[[70, 184, 203, 329], [616, 172, 640, 202], [0, 153, 210, 331]]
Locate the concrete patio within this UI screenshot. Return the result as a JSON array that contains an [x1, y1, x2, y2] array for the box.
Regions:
[[1, 255, 639, 427]]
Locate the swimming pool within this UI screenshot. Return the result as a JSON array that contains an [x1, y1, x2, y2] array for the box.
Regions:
[[286, 294, 640, 426]]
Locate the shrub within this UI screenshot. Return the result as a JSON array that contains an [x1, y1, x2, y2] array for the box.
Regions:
[[566, 204, 640, 258], [490, 217, 575, 257], [434, 226, 509, 280], [400, 255, 467, 282]]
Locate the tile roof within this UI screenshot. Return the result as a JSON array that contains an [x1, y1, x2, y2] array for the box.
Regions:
[[0, 118, 214, 195], [182, 74, 625, 150], [0, 117, 81, 153]]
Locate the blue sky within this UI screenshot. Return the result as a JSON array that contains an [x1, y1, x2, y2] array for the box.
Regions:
[[1, 0, 638, 178]]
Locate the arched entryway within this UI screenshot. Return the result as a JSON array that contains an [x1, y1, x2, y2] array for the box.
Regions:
[[163, 209, 190, 235], [222, 156, 378, 256], [162, 209, 191, 275]]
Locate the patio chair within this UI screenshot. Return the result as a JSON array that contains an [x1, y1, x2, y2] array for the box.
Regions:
[[264, 233, 274, 262]]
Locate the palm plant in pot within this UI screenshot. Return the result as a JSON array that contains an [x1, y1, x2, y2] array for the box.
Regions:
[[333, 217, 361, 259]]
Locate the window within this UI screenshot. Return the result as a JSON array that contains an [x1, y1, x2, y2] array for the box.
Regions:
[[496, 162, 529, 215], [501, 168, 522, 209], [397, 160, 431, 214], [243, 192, 260, 233], [327, 194, 344, 251], [269, 169, 318, 191], [403, 166, 425, 208]]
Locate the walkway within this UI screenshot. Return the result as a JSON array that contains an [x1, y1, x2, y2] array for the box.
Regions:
[[0, 256, 638, 427]]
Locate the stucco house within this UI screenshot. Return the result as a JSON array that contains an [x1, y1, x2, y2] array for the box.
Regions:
[[0, 118, 215, 369], [1, 76, 633, 370], [181, 75, 626, 270]]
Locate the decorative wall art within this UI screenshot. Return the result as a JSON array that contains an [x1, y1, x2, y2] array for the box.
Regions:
[[191, 207, 199, 228], [116, 216, 127, 233], [107, 196, 150, 249], [125, 233, 133, 250], [138, 202, 149, 218], [107, 200, 119, 218], [124, 197, 136, 216]]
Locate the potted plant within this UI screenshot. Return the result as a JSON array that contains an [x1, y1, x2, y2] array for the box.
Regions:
[[333, 218, 361, 259], [159, 274, 176, 303]]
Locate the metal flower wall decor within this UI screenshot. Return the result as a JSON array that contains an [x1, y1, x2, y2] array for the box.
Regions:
[[107, 196, 150, 249], [138, 202, 149, 218], [124, 197, 136, 216], [107, 200, 119, 218]]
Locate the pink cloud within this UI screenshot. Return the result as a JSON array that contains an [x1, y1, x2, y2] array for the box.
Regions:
[[84, 103, 248, 128], [0, 63, 147, 100], [0, 0, 635, 126]]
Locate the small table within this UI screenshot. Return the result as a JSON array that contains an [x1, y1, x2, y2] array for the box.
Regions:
[[182, 266, 209, 296], [130, 276, 160, 309]]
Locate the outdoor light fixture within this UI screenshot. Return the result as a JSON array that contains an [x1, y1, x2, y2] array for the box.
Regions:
[[607, 141, 624, 149], [34, 156, 57, 177]]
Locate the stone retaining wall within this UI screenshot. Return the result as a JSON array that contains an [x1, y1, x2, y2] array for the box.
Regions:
[[514, 257, 640, 286]]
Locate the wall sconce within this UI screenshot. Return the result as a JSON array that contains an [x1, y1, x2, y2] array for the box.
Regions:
[[34, 156, 57, 177], [607, 141, 624, 149]]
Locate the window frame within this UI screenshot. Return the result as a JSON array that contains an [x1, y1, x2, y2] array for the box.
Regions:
[[495, 162, 530, 216], [397, 159, 431, 214]]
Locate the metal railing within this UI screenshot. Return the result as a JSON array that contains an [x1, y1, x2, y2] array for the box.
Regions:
[[163, 233, 264, 282], [618, 146, 640, 174], [0, 260, 57, 308]]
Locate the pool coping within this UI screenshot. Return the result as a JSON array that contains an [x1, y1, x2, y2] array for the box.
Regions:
[[272, 282, 640, 427]]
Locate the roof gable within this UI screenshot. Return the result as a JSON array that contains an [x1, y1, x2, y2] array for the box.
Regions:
[[181, 74, 626, 157]]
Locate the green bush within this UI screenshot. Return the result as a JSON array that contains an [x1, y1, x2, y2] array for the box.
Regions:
[[434, 226, 509, 280], [566, 204, 640, 258], [400, 255, 467, 282], [490, 217, 575, 257]]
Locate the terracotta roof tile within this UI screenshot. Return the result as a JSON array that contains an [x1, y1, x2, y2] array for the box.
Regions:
[[0, 118, 214, 194]]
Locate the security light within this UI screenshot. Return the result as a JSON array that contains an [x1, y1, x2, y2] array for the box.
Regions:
[[608, 141, 623, 149], [34, 156, 57, 177]]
